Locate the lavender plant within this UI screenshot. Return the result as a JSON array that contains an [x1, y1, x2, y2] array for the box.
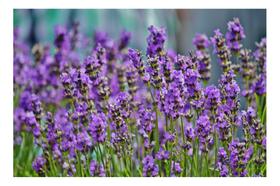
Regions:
[[14, 18, 266, 177]]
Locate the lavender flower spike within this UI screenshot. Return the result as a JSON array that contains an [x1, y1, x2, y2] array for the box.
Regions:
[[142, 155, 159, 177], [211, 29, 231, 72], [193, 33, 211, 81], [146, 25, 167, 57], [226, 18, 245, 54]]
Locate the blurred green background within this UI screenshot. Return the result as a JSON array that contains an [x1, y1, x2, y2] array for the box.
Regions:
[[14, 9, 266, 52]]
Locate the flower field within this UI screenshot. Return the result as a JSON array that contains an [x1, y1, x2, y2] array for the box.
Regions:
[[14, 17, 266, 177]]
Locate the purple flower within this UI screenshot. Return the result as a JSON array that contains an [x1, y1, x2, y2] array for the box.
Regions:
[[184, 123, 195, 141], [96, 76, 111, 102], [14, 108, 25, 137], [62, 161, 76, 176], [94, 30, 113, 49], [262, 137, 266, 149], [211, 29, 231, 71], [178, 54, 203, 109], [216, 110, 231, 143], [161, 131, 175, 145], [158, 70, 188, 119], [195, 49, 211, 81], [113, 92, 131, 119], [195, 113, 213, 152], [217, 147, 229, 177], [61, 131, 76, 153], [32, 156, 46, 175], [73, 100, 90, 123], [76, 130, 92, 151], [219, 70, 240, 124], [54, 25, 70, 50], [175, 54, 188, 71], [84, 44, 106, 83], [219, 71, 240, 98], [60, 68, 78, 98], [171, 162, 182, 176], [193, 33, 210, 49], [126, 62, 139, 97], [239, 49, 256, 99], [68, 68, 92, 98], [46, 112, 56, 145], [183, 123, 195, 156], [253, 73, 266, 96], [65, 68, 92, 98], [156, 147, 170, 160], [254, 38, 266, 73], [14, 52, 32, 86], [218, 147, 227, 160], [241, 107, 264, 144], [137, 104, 155, 138], [229, 139, 252, 176], [128, 48, 145, 77], [89, 160, 106, 177], [240, 49, 254, 79], [146, 56, 162, 89], [252, 38, 266, 96], [204, 85, 221, 111], [184, 67, 200, 86], [174, 162, 182, 173], [160, 55, 173, 84], [25, 111, 41, 140], [89, 113, 107, 143], [142, 155, 159, 177], [166, 49, 176, 63], [68, 22, 80, 51], [89, 160, 97, 176], [109, 92, 131, 148], [226, 18, 245, 53], [115, 65, 127, 93], [52, 143, 62, 160], [118, 30, 131, 50], [146, 25, 167, 57], [18, 87, 34, 111]]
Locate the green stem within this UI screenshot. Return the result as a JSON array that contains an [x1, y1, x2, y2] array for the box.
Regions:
[[165, 115, 169, 131], [48, 152, 58, 176], [214, 133, 218, 176], [199, 152, 203, 176], [191, 140, 195, 176], [112, 155, 119, 176], [168, 118, 174, 176], [148, 84, 160, 153], [261, 101, 266, 125], [205, 152, 209, 176], [76, 151, 84, 177], [180, 117, 187, 177], [154, 107, 160, 152], [193, 138, 199, 176], [97, 144, 105, 169]]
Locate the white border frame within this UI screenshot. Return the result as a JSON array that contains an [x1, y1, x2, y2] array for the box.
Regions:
[[0, 1, 279, 186]]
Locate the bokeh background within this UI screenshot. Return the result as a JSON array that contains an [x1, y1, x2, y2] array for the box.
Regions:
[[14, 9, 266, 109], [14, 9, 266, 51]]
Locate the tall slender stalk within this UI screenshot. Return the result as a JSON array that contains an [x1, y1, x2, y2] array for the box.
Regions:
[[180, 117, 187, 176]]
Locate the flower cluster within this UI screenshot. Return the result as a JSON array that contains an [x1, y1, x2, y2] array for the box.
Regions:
[[146, 25, 167, 57], [195, 113, 213, 153], [142, 155, 159, 177], [14, 18, 266, 177], [193, 34, 211, 81], [211, 29, 231, 72], [226, 17, 246, 54]]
